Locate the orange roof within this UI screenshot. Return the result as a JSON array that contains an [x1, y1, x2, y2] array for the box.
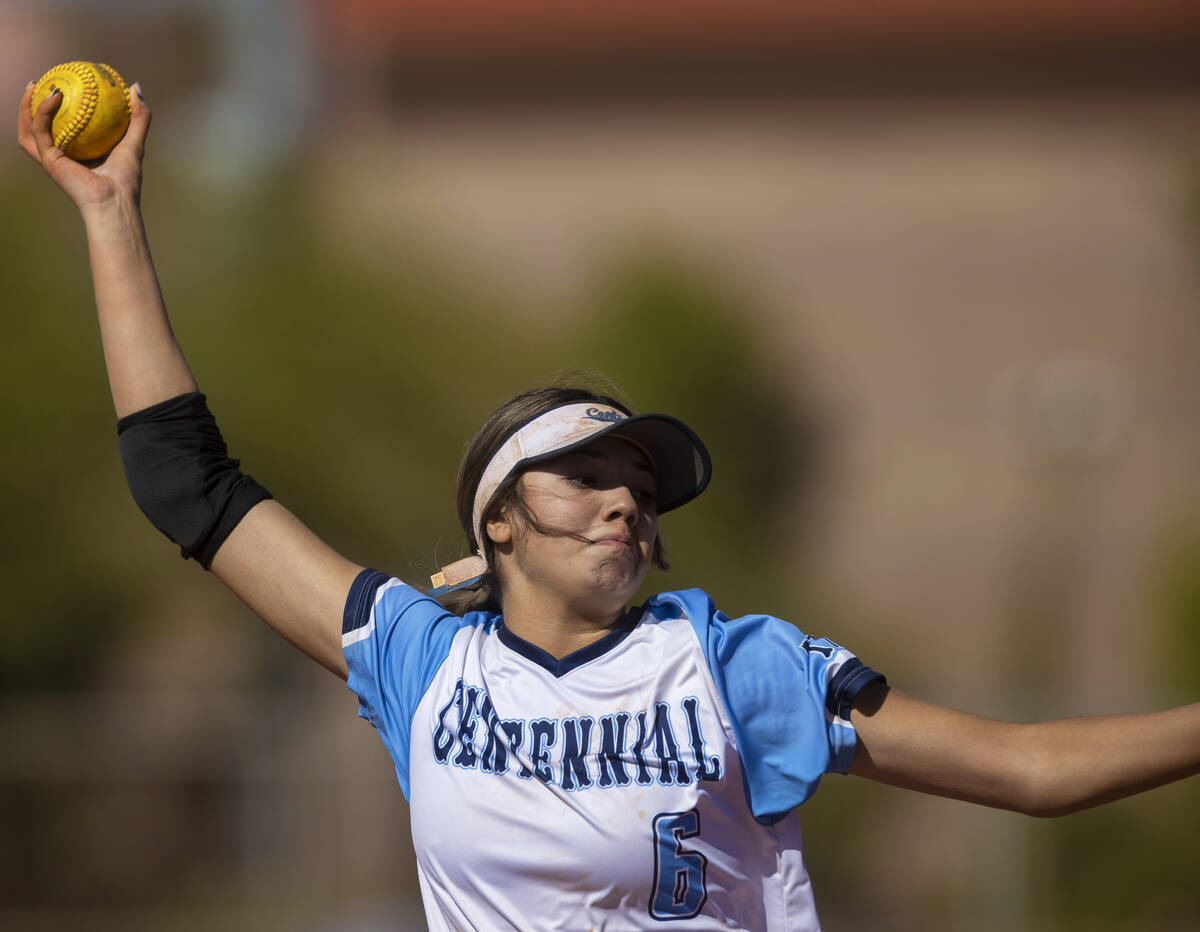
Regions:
[[318, 0, 1200, 56]]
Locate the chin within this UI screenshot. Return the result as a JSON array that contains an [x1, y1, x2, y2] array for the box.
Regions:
[[588, 562, 647, 605]]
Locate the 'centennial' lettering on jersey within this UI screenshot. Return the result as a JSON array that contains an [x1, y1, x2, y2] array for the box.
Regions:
[[431, 680, 723, 789]]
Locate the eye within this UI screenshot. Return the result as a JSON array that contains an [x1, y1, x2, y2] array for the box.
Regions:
[[568, 475, 596, 488], [634, 487, 657, 508]]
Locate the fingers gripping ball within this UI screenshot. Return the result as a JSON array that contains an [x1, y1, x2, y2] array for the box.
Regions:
[[31, 62, 132, 161]]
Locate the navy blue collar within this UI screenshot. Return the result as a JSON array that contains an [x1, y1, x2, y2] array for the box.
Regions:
[[497, 608, 641, 677]]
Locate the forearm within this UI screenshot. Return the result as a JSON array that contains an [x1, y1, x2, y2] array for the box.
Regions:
[[1020, 703, 1200, 817], [81, 195, 197, 417], [851, 685, 1200, 817]]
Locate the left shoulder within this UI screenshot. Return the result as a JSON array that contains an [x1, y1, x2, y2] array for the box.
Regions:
[[639, 587, 805, 646], [639, 587, 718, 624], [637, 589, 806, 670]]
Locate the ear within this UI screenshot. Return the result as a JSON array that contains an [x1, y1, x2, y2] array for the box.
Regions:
[[486, 514, 513, 545]]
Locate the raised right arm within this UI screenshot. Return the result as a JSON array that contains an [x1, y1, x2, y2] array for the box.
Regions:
[[18, 82, 359, 678]]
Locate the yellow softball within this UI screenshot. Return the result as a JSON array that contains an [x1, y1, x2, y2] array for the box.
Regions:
[[30, 62, 132, 161]]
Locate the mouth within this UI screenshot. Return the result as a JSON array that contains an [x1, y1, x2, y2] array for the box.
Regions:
[[591, 534, 635, 551]]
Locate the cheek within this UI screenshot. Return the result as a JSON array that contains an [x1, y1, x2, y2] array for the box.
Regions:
[[529, 500, 583, 534], [512, 493, 590, 543]]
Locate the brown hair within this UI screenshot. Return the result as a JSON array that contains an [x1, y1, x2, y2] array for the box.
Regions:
[[438, 384, 669, 614]]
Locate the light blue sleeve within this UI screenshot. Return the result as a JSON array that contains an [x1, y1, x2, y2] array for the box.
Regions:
[[649, 588, 885, 823], [341, 569, 484, 799]]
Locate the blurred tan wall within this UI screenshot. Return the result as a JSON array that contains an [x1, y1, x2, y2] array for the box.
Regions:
[[5, 1, 1200, 929]]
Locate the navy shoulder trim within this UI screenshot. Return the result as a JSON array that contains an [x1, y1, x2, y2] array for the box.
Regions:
[[343, 568, 391, 636], [826, 659, 886, 719]]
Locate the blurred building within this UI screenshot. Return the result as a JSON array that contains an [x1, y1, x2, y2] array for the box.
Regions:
[[5, 1, 1200, 929]]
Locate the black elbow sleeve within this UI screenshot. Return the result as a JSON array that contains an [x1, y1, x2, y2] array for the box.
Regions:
[[117, 392, 272, 569]]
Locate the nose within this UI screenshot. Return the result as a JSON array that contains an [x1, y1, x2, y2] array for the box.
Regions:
[[601, 484, 639, 526]]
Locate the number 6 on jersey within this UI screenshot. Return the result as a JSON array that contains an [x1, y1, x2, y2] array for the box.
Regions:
[[650, 809, 709, 919]]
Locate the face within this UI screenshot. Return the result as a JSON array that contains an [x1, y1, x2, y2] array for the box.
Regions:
[[486, 434, 659, 616]]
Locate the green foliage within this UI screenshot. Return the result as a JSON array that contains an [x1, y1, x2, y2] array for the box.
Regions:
[[1182, 154, 1200, 269], [1155, 524, 1200, 699], [1040, 785, 1200, 927], [0, 172, 145, 688]]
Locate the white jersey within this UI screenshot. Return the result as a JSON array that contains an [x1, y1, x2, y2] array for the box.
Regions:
[[342, 570, 883, 931]]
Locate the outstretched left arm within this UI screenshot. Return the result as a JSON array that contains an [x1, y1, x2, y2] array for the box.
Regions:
[[848, 682, 1200, 817]]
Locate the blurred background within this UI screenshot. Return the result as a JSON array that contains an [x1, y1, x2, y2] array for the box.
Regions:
[[3, 0, 1200, 929]]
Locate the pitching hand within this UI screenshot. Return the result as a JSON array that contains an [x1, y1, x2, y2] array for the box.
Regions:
[[17, 80, 151, 211]]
